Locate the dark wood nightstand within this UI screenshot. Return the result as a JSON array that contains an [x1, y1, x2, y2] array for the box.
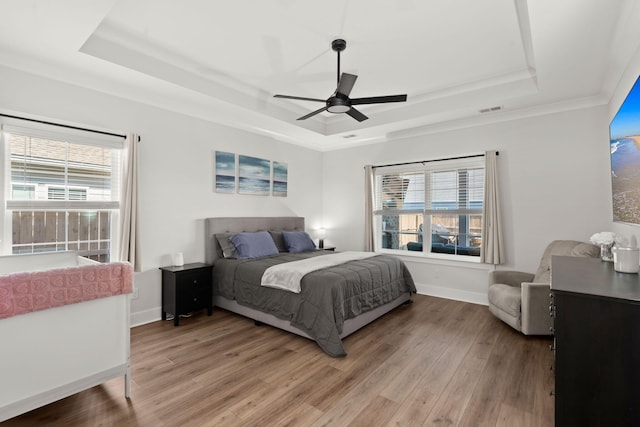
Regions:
[[320, 246, 336, 251], [160, 262, 213, 326]]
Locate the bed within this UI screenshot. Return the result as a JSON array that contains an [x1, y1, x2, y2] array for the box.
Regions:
[[0, 251, 133, 422], [204, 216, 416, 357]]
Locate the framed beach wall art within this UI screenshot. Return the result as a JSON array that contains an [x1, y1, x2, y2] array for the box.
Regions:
[[273, 161, 288, 197], [214, 151, 236, 193], [238, 155, 271, 195], [610, 75, 640, 225]]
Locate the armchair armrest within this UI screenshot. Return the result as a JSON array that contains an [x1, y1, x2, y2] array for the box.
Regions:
[[521, 282, 552, 335], [489, 270, 535, 287]]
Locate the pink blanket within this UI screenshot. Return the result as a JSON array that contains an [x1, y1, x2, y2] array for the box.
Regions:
[[0, 262, 133, 319]]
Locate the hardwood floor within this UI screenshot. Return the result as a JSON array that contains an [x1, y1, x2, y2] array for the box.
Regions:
[[4, 295, 554, 426]]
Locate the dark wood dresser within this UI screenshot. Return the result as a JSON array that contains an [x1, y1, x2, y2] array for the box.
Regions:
[[551, 256, 640, 426]]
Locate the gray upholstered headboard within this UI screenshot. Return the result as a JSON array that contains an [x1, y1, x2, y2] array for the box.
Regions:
[[204, 216, 305, 264]]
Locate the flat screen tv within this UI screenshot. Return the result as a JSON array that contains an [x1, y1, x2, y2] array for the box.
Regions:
[[610, 75, 640, 225]]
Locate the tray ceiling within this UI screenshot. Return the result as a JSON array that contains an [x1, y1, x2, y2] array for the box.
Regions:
[[0, 0, 636, 150]]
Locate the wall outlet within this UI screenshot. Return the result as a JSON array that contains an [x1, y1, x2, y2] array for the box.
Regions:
[[132, 287, 139, 299]]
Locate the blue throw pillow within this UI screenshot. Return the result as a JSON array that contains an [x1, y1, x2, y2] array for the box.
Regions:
[[230, 231, 279, 259], [282, 231, 317, 253]]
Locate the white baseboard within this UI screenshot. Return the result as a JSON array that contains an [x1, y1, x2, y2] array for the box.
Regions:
[[415, 283, 488, 306], [130, 307, 161, 327], [129, 288, 488, 328]]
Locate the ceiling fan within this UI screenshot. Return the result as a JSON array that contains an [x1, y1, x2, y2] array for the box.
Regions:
[[273, 39, 407, 122]]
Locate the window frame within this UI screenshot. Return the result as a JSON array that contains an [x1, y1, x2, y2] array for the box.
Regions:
[[1, 120, 123, 261], [373, 156, 485, 262]]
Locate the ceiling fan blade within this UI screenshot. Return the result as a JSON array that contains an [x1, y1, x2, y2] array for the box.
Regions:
[[274, 94, 326, 103], [346, 107, 368, 122], [336, 73, 358, 96], [350, 94, 407, 105], [297, 106, 329, 120]]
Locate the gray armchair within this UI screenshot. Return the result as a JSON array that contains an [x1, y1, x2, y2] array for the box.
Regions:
[[488, 240, 599, 335]]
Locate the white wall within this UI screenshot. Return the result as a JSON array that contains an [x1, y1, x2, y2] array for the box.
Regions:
[[0, 64, 324, 326], [322, 106, 612, 304]]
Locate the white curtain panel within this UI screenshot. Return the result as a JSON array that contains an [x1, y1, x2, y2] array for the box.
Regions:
[[364, 164, 375, 252], [480, 150, 505, 264], [118, 132, 142, 272]]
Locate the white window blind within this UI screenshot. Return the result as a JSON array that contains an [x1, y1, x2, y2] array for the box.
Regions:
[[6, 131, 120, 210], [375, 159, 484, 215], [426, 167, 484, 215], [374, 171, 424, 214]]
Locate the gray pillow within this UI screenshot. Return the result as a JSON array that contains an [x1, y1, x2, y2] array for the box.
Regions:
[[268, 230, 288, 252], [282, 231, 316, 253], [230, 231, 280, 259], [215, 233, 237, 258]]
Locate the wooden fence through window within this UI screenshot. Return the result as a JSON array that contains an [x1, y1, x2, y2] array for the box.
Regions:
[[12, 211, 111, 262]]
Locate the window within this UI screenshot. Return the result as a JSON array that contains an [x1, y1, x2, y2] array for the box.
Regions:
[[11, 183, 35, 200], [47, 186, 87, 201], [373, 156, 484, 259], [2, 123, 123, 262]]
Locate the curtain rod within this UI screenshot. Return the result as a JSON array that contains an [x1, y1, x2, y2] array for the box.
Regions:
[[371, 151, 499, 169], [0, 112, 128, 139]]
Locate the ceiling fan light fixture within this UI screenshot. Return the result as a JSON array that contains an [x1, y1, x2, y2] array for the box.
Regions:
[[327, 104, 351, 113], [327, 95, 351, 113]]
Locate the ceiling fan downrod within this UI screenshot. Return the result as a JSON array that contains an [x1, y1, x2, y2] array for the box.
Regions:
[[332, 39, 347, 87]]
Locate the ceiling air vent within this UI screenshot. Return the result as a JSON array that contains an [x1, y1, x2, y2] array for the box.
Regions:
[[479, 105, 503, 114], [343, 134, 358, 139]]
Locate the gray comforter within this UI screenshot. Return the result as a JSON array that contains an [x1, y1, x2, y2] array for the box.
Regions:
[[213, 251, 416, 357]]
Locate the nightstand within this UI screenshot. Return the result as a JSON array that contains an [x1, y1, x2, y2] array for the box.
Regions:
[[160, 263, 213, 326], [319, 246, 336, 251]]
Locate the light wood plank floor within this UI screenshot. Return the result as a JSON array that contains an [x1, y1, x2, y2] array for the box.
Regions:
[[5, 295, 554, 426]]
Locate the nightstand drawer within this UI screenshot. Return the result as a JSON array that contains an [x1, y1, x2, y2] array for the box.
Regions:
[[176, 269, 210, 311]]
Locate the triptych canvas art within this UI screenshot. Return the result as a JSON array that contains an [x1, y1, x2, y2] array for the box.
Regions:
[[215, 151, 287, 197]]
